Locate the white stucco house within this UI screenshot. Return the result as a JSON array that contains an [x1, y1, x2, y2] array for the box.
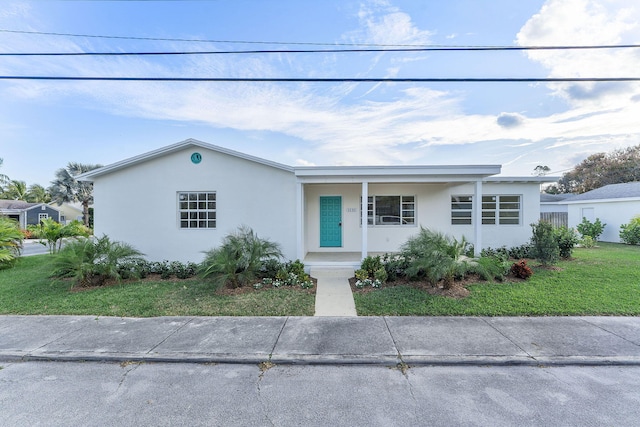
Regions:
[[564, 182, 640, 243], [78, 139, 554, 266]]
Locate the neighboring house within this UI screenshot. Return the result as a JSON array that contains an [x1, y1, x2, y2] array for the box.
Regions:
[[564, 182, 640, 243], [0, 200, 61, 229], [50, 202, 84, 225], [539, 193, 573, 227], [77, 139, 555, 265]]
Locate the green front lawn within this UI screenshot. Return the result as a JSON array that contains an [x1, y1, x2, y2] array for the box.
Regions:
[[0, 255, 315, 317], [354, 243, 640, 316], [1, 243, 639, 317]]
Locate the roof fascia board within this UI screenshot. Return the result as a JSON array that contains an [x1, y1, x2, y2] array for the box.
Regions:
[[484, 176, 560, 183], [77, 138, 293, 181], [295, 165, 501, 178], [25, 203, 47, 212], [298, 176, 494, 184], [564, 197, 640, 204]]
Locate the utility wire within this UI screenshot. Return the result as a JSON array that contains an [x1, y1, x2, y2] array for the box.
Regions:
[[0, 28, 476, 46], [0, 76, 638, 82], [2, 28, 640, 52], [2, 44, 640, 56]]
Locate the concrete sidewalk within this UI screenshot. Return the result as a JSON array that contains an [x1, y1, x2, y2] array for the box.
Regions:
[[312, 268, 357, 316], [1, 315, 640, 366]]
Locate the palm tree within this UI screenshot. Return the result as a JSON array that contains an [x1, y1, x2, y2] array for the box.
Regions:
[[4, 180, 28, 201], [27, 184, 52, 203], [49, 162, 102, 227], [0, 158, 9, 193], [0, 217, 23, 269]]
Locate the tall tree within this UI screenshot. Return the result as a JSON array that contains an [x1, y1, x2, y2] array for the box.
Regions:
[[3, 180, 28, 201], [557, 144, 640, 193], [27, 184, 52, 203], [0, 158, 9, 193], [49, 162, 102, 227]]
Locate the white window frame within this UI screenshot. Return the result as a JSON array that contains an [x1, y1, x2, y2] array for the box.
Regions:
[[38, 213, 49, 222], [178, 191, 217, 229], [451, 195, 473, 225], [451, 195, 522, 226], [361, 195, 416, 226]]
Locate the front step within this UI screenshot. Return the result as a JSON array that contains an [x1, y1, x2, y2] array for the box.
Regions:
[[310, 268, 355, 278]]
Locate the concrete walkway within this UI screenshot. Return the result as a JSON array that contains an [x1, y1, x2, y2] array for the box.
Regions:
[[311, 268, 357, 317], [1, 315, 640, 366]]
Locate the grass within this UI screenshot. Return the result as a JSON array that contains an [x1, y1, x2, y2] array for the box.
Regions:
[[354, 243, 640, 316], [0, 255, 315, 317], [2, 243, 639, 317]]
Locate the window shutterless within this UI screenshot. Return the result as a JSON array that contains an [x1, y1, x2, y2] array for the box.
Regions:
[[178, 192, 216, 229]]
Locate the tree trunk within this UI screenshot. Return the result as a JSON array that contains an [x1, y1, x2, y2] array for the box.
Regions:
[[83, 202, 90, 228]]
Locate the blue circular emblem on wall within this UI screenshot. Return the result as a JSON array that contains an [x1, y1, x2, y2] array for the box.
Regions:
[[191, 152, 202, 164]]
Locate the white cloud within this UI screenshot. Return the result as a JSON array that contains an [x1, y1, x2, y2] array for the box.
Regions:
[[346, 0, 434, 45], [517, 0, 640, 103], [4, 0, 640, 179]]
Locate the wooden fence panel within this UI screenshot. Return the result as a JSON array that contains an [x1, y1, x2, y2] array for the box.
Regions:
[[540, 212, 568, 228]]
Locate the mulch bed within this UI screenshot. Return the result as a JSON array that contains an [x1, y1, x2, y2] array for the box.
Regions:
[[215, 277, 317, 296], [349, 276, 472, 298], [348, 271, 536, 299]]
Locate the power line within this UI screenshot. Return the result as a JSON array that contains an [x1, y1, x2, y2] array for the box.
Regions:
[[1, 76, 638, 82], [0, 28, 452, 47], [2, 28, 640, 52], [2, 44, 640, 57]]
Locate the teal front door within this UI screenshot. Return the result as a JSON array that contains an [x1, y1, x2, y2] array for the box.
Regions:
[[320, 196, 342, 247]]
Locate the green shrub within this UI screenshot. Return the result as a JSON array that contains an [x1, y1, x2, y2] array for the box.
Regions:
[[554, 226, 579, 259], [400, 227, 472, 288], [472, 255, 510, 281], [0, 217, 23, 269], [117, 258, 150, 279], [36, 219, 91, 254], [200, 226, 283, 288], [361, 255, 383, 276], [260, 258, 283, 279], [576, 217, 606, 241], [52, 235, 144, 287], [580, 236, 596, 248], [26, 224, 42, 239], [373, 267, 388, 283], [285, 259, 305, 277], [530, 220, 559, 265], [481, 244, 534, 260], [170, 261, 198, 279], [355, 269, 369, 281], [381, 253, 408, 281], [620, 217, 640, 245]]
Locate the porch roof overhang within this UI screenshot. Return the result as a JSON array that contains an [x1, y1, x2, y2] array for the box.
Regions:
[[294, 164, 501, 184]]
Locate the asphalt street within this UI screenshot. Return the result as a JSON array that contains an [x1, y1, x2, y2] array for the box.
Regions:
[[1, 361, 639, 426], [20, 240, 50, 256]]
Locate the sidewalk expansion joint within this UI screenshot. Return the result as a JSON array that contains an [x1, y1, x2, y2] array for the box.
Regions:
[[382, 316, 405, 366], [146, 317, 195, 355]]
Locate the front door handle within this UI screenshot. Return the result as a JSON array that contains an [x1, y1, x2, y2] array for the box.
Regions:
[[339, 222, 342, 227]]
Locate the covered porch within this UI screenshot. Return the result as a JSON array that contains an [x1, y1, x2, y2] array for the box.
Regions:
[[294, 164, 502, 266]]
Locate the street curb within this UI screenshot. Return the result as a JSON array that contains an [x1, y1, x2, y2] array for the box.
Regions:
[[3, 352, 640, 367]]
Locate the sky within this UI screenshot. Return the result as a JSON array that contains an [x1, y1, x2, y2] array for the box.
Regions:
[[1, 0, 640, 187]]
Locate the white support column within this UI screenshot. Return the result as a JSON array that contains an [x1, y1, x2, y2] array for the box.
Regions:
[[361, 181, 368, 261], [473, 179, 483, 257], [296, 180, 304, 261]]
